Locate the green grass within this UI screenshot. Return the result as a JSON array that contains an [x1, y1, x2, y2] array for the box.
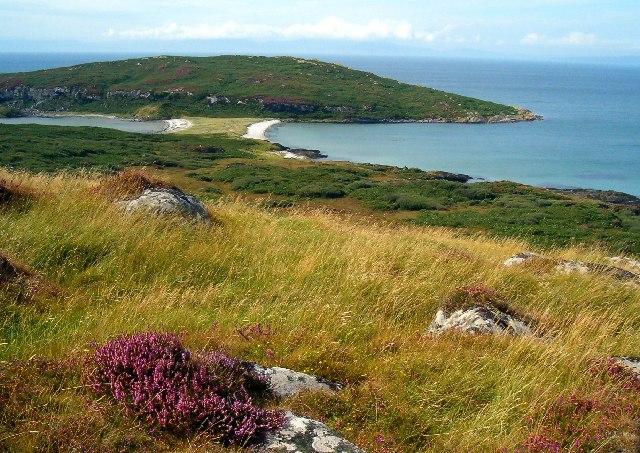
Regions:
[[1, 170, 639, 451], [0, 55, 521, 121], [0, 123, 265, 172]]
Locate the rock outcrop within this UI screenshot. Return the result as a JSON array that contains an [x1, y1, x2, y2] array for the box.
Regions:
[[608, 256, 640, 271], [118, 187, 210, 222], [504, 252, 639, 283], [260, 411, 364, 452], [251, 365, 340, 398], [555, 260, 638, 282], [428, 305, 531, 335], [503, 252, 546, 267]]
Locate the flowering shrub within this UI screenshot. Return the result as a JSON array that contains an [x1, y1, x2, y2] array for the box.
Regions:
[[87, 332, 283, 446]]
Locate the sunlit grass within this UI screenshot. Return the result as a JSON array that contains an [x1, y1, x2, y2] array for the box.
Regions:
[[1, 170, 639, 451], [177, 117, 260, 137]]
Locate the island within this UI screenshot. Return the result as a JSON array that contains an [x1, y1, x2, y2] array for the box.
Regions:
[[0, 55, 539, 123]]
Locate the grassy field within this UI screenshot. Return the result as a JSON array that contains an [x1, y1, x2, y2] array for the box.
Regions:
[[176, 117, 259, 136], [0, 55, 523, 121], [1, 170, 639, 451]]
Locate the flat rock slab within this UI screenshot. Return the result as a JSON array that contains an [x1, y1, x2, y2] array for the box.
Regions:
[[252, 365, 340, 398], [429, 306, 531, 335], [118, 188, 210, 222], [260, 411, 364, 452]]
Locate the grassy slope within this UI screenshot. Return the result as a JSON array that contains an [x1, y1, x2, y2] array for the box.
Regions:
[[1, 170, 639, 451], [0, 55, 519, 121]]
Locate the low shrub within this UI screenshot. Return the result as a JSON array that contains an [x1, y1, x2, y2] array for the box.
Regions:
[[86, 332, 283, 446]]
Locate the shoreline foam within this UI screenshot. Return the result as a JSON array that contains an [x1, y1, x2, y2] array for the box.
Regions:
[[243, 119, 281, 140]]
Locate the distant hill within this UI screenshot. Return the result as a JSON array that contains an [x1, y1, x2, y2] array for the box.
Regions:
[[0, 55, 538, 122]]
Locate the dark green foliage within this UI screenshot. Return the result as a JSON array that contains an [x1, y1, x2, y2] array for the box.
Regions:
[[214, 163, 367, 199], [0, 124, 252, 172], [0, 55, 518, 121], [211, 162, 640, 253]]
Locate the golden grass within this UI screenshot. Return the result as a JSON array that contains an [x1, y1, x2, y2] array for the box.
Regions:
[[0, 169, 639, 451], [177, 117, 260, 137]]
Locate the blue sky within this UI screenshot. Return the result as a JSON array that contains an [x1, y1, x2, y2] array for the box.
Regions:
[[1, 0, 639, 60]]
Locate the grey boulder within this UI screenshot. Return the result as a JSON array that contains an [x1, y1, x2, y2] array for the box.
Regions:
[[252, 365, 341, 398], [118, 187, 210, 222], [428, 305, 531, 336], [260, 411, 364, 452]]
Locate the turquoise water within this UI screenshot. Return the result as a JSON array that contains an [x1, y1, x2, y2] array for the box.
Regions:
[[0, 115, 167, 134], [1, 53, 639, 194], [268, 57, 640, 195]]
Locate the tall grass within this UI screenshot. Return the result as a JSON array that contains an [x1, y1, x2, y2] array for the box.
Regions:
[[1, 170, 639, 451]]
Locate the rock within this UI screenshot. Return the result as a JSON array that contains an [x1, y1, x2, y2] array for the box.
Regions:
[[286, 149, 328, 159], [613, 357, 640, 377], [556, 260, 638, 282], [251, 365, 340, 398], [118, 187, 210, 222], [423, 171, 472, 183], [503, 252, 545, 267], [504, 252, 639, 283], [555, 260, 591, 275], [608, 256, 640, 271], [428, 305, 531, 335], [552, 189, 640, 207], [260, 411, 364, 452]]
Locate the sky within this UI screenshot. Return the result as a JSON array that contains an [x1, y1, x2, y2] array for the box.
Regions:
[[1, 0, 639, 61]]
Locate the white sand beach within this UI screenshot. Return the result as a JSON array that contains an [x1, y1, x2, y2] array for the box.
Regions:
[[243, 119, 281, 140], [163, 118, 193, 133]]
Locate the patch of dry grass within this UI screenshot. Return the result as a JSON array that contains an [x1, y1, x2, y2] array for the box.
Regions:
[[177, 117, 260, 137], [0, 169, 639, 451]]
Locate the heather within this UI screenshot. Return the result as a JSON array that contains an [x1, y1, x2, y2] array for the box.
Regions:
[[87, 332, 282, 446], [1, 170, 640, 451]]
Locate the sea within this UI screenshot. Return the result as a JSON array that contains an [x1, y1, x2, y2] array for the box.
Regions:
[[1, 53, 639, 195]]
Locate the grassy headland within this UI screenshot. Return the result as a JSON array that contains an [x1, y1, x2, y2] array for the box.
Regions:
[[0, 55, 536, 122]]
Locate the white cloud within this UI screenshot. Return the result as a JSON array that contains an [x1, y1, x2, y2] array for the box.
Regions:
[[105, 17, 450, 43], [521, 31, 597, 46]]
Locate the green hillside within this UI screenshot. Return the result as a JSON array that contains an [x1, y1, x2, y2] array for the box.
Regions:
[[0, 55, 536, 121]]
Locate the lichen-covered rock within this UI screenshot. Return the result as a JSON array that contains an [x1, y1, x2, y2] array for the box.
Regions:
[[251, 365, 340, 398], [613, 357, 640, 377], [503, 252, 545, 267], [260, 411, 364, 452], [118, 187, 210, 222], [504, 252, 639, 283], [556, 260, 638, 282], [608, 256, 640, 271], [428, 305, 531, 335]]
